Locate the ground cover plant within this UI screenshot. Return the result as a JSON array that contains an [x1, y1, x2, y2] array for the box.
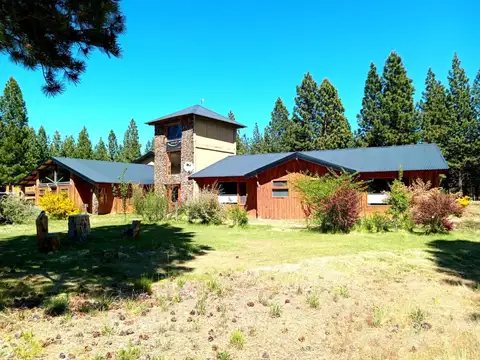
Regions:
[[0, 203, 478, 359]]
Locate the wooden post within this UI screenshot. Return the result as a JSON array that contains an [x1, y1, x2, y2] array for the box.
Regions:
[[68, 214, 91, 243], [36, 211, 60, 252]]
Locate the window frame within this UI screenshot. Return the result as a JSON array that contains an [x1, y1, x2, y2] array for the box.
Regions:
[[271, 179, 289, 198], [168, 151, 181, 175]]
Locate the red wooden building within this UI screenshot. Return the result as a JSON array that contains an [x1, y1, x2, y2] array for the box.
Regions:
[[190, 144, 449, 219]]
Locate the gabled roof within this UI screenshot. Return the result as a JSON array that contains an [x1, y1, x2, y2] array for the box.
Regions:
[[190, 144, 449, 179], [19, 157, 154, 185], [146, 105, 246, 128]]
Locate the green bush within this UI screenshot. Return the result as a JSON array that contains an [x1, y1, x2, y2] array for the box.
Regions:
[[385, 170, 410, 231], [44, 294, 69, 316], [294, 171, 366, 233], [133, 188, 168, 222], [184, 186, 224, 225], [0, 195, 40, 224], [362, 213, 391, 232], [228, 205, 248, 227]]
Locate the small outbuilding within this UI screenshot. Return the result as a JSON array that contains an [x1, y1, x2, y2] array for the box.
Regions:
[[190, 143, 449, 219], [18, 157, 154, 214]]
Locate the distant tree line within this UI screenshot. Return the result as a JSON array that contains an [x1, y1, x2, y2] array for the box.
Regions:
[[0, 77, 152, 187], [234, 51, 480, 196]]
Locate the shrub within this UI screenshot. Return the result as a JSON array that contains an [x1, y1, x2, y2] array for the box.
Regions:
[[184, 186, 224, 225], [44, 294, 69, 316], [294, 171, 365, 233], [38, 191, 79, 219], [411, 188, 463, 233], [230, 329, 245, 349], [0, 195, 39, 224], [305, 293, 319, 308], [133, 274, 153, 294], [269, 303, 282, 318], [228, 205, 248, 227], [362, 212, 391, 232], [457, 195, 470, 207], [133, 188, 168, 222], [385, 171, 410, 231]]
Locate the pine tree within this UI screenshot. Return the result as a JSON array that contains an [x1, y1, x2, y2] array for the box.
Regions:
[[144, 139, 154, 153], [472, 69, 480, 120], [93, 137, 109, 161], [120, 119, 141, 162], [288, 72, 321, 151], [264, 97, 291, 152], [108, 129, 119, 161], [37, 125, 50, 163], [25, 127, 41, 169], [0, 77, 34, 185], [61, 136, 76, 158], [50, 131, 62, 157], [356, 63, 385, 147], [418, 69, 450, 150], [228, 110, 247, 155], [380, 51, 419, 145], [316, 79, 353, 149], [75, 126, 92, 159], [446, 53, 478, 192], [250, 122, 265, 154]]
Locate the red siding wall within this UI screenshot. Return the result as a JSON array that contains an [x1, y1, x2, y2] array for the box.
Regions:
[[193, 161, 446, 220]]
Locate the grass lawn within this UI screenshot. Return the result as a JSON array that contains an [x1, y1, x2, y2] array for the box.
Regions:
[[1, 206, 479, 359]]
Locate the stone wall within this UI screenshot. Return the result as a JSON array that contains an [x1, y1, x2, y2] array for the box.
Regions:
[[154, 116, 195, 202]]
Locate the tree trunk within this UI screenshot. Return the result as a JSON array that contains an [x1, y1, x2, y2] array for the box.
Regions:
[[68, 214, 91, 243]]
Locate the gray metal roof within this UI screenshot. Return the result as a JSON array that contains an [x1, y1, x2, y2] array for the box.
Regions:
[[51, 157, 154, 185], [190, 144, 448, 178], [146, 105, 246, 128]]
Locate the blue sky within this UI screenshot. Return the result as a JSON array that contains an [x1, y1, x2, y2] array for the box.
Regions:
[[1, 0, 479, 149]]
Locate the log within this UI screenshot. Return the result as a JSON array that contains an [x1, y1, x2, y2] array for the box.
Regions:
[[68, 214, 91, 243], [36, 211, 60, 252], [123, 220, 141, 240]]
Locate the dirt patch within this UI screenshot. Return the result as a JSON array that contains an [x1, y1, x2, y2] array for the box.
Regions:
[[1, 250, 479, 359]]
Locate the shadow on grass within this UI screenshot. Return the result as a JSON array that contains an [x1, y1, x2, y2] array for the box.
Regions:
[[427, 239, 480, 287], [0, 223, 212, 308]]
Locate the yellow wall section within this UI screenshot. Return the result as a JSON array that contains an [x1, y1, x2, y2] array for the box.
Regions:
[[195, 148, 233, 172], [195, 117, 236, 154]]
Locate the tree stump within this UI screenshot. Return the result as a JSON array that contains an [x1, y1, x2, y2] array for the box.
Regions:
[[36, 211, 60, 252], [68, 214, 91, 243], [123, 220, 141, 240]]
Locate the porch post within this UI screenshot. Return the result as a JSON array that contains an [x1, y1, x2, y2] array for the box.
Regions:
[[92, 185, 99, 215]]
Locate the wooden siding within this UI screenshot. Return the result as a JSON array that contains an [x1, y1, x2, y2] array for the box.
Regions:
[[193, 160, 446, 220]]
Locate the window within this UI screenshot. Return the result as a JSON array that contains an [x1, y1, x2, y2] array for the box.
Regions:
[[168, 152, 181, 175], [218, 182, 238, 204], [167, 124, 182, 140], [272, 180, 289, 197], [171, 185, 179, 203], [239, 182, 247, 205]]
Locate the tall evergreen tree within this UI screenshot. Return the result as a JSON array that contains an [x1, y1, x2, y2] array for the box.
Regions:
[[61, 136, 76, 158], [50, 131, 62, 157], [380, 51, 419, 145], [264, 97, 291, 152], [250, 122, 265, 154], [37, 125, 50, 163], [75, 126, 92, 159], [120, 119, 141, 162], [144, 139, 154, 153], [418, 69, 450, 150], [288, 72, 321, 151], [228, 110, 247, 155], [472, 69, 480, 120], [356, 63, 385, 147], [446, 53, 478, 192], [25, 127, 41, 168], [108, 129, 119, 161], [316, 79, 353, 149], [93, 137, 109, 161], [0, 77, 34, 185]]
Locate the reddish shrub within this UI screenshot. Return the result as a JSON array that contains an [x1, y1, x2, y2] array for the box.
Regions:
[[319, 185, 361, 233], [411, 188, 463, 233]]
